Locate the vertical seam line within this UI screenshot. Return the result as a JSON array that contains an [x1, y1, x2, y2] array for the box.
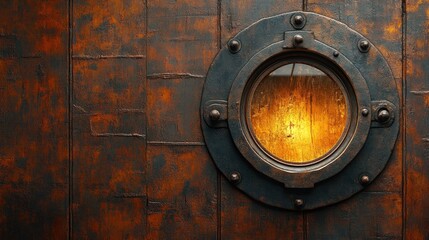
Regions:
[[144, 0, 149, 237], [217, 1, 222, 239], [401, 0, 407, 239], [68, 0, 73, 238]]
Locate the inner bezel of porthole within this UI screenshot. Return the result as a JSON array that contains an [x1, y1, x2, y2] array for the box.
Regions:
[[241, 51, 357, 167]]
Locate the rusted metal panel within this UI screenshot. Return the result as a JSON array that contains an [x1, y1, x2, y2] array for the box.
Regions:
[[305, 0, 404, 193], [405, 1, 429, 239], [305, 0, 404, 238], [146, 145, 217, 240], [307, 192, 402, 239], [72, 0, 147, 239], [147, 77, 205, 142], [73, 59, 146, 112], [147, 0, 217, 76], [307, 0, 403, 79], [145, 0, 219, 238], [0, 0, 69, 239], [145, 3, 216, 142], [307, 1, 404, 192], [221, 0, 302, 45], [72, 1, 146, 56], [221, 182, 304, 240], [71, 125, 146, 239]]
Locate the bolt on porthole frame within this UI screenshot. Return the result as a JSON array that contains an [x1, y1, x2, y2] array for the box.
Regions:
[[201, 11, 399, 210]]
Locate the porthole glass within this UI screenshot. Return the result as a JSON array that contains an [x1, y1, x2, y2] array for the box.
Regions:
[[248, 63, 349, 164]]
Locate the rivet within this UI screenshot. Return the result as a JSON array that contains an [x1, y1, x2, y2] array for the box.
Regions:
[[358, 39, 370, 53], [333, 51, 339, 57], [229, 171, 241, 184], [209, 109, 221, 121], [291, 14, 306, 29], [293, 15, 304, 25], [228, 39, 241, 54], [360, 175, 370, 185], [377, 108, 390, 123], [361, 108, 369, 117], [293, 34, 304, 46], [294, 198, 304, 208]]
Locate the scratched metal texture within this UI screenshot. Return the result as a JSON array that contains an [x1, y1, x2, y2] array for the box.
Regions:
[[0, 1, 69, 239], [405, 1, 429, 239], [305, 1, 404, 239], [72, 0, 147, 239], [0, 0, 428, 239]]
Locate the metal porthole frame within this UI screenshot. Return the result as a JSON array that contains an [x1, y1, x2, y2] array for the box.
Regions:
[[201, 11, 399, 210]]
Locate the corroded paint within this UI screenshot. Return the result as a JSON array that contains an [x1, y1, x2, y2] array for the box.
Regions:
[[147, 78, 205, 142], [72, 0, 147, 239], [0, 0, 69, 239], [405, 0, 429, 239], [146, 145, 217, 240], [306, 0, 404, 238]]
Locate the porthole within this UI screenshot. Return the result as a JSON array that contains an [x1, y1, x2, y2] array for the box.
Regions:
[[246, 58, 350, 165], [201, 11, 399, 210]]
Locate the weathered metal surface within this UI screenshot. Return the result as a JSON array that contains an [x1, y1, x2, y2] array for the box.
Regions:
[[306, 0, 404, 238], [146, 145, 217, 239], [0, 1, 69, 239], [308, 0, 404, 192], [0, 0, 428, 238], [307, 192, 403, 239], [145, 0, 219, 239], [72, 0, 147, 238], [405, 1, 429, 239]]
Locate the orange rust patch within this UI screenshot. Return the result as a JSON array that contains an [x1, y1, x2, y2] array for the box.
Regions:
[[407, 0, 424, 13], [157, 87, 173, 104], [90, 113, 120, 133]]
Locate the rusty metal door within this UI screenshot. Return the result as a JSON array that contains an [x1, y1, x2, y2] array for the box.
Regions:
[[0, 0, 428, 239]]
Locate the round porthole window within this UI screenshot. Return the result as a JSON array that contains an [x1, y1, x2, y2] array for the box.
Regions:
[[247, 62, 349, 165], [201, 11, 399, 210]]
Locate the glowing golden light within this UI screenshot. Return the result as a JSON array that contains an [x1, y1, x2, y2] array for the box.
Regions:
[[249, 63, 348, 164]]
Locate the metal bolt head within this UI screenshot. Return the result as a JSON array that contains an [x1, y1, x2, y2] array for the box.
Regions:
[[294, 198, 304, 208], [291, 14, 306, 29], [209, 109, 221, 121], [360, 175, 370, 185], [229, 171, 241, 184], [293, 34, 304, 45], [358, 39, 370, 52], [293, 15, 304, 25], [377, 109, 390, 123], [228, 39, 241, 53], [361, 108, 369, 117], [333, 51, 339, 57]]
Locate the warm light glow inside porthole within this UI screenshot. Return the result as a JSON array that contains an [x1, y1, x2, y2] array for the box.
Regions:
[[248, 63, 349, 164]]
